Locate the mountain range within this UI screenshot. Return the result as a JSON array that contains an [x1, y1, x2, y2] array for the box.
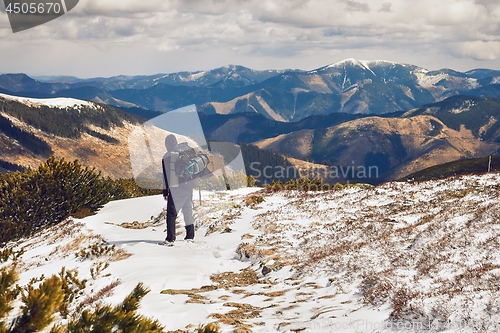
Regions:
[[199, 94, 500, 182], [1, 59, 499, 183], [2, 59, 500, 122]]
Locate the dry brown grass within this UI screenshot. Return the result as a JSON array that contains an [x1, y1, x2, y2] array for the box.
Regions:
[[210, 268, 259, 289], [76, 279, 121, 311], [162, 285, 218, 295], [264, 222, 279, 234], [186, 293, 210, 304], [161, 285, 218, 304], [47, 219, 85, 243], [241, 233, 254, 239], [235, 243, 261, 260], [317, 294, 336, 299], [263, 289, 289, 297], [240, 172, 500, 326], [112, 248, 132, 261], [244, 194, 265, 209], [57, 233, 90, 255], [119, 221, 156, 229], [209, 302, 261, 331], [241, 288, 290, 300]]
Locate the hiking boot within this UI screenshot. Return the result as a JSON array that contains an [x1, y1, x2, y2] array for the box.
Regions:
[[184, 224, 195, 240]]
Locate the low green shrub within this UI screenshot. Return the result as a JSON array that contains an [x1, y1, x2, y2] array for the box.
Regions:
[[0, 156, 160, 245]]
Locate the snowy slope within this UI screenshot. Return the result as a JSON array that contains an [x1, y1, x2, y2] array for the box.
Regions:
[[0, 92, 100, 110], [3, 172, 500, 332]]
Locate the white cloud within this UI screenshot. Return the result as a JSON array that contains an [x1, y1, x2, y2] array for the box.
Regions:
[[451, 40, 500, 61]]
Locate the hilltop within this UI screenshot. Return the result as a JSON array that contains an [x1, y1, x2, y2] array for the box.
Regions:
[[2, 171, 500, 332]]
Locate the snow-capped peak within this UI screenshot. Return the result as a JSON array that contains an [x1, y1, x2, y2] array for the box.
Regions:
[[326, 58, 400, 70]]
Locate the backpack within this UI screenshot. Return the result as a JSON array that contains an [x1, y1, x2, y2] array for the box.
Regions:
[[169, 142, 209, 187]]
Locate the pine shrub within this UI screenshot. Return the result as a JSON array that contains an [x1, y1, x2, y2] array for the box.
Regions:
[[0, 267, 164, 333], [263, 177, 369, 192], [57, 267, 87, 318], [107, 178, 161, 200], [0, 157, 160, 245], [14, 276, 65, 333], [0, 248, 24, 263], [66, 282, 164, 333], [0, 268, 66, 333], [0, 157, 115, 244], [0, 266, 19, 332]]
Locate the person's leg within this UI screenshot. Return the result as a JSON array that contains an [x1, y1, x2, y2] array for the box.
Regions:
[[165, 195, 177, 242], [181, 191, 195, 240], [171, 186, 195, 240]]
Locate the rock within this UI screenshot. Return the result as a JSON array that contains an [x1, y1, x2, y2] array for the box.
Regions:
[[262, 265, 271, 276]]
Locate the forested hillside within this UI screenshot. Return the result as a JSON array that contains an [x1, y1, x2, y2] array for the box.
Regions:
[[0, 95, 145, 178], [0, 97, 142, 139]]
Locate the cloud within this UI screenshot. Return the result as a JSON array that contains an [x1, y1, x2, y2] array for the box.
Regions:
[[0, 0, 499, 76], [451, 40, 500, 61], [379, 2, 392, 12], [174, 0, 248, 16], [344, 0, 370, 12], [78, 0, 171, 17], [9, 0, 497, 44]]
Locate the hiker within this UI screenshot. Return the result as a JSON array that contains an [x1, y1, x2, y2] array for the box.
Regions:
[[161, 134, 196, 246]]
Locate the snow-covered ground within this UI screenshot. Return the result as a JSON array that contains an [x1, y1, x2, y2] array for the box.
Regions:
[[3, 172, 500, 332]]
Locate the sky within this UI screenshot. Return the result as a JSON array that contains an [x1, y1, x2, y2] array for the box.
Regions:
[[1, 0, 500, 78]]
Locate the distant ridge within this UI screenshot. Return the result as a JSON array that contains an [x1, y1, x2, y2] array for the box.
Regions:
[[401, 156, 500, 182]]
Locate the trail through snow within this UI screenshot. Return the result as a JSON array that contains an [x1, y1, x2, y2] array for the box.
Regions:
[[4, 172, 500, 332]]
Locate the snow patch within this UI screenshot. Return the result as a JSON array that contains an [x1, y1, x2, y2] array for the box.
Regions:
[[413, 70, 447, 86], [450, 100, 476, 114], [326, 58, 399, 70], [184, 71, 207, 81], [152, 74, 169, 82], [467, 77, 480, 89], [0, 93, 100, 111]]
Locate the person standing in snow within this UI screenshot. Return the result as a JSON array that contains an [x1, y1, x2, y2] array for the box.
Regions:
[[161, 134, 195, 246]]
